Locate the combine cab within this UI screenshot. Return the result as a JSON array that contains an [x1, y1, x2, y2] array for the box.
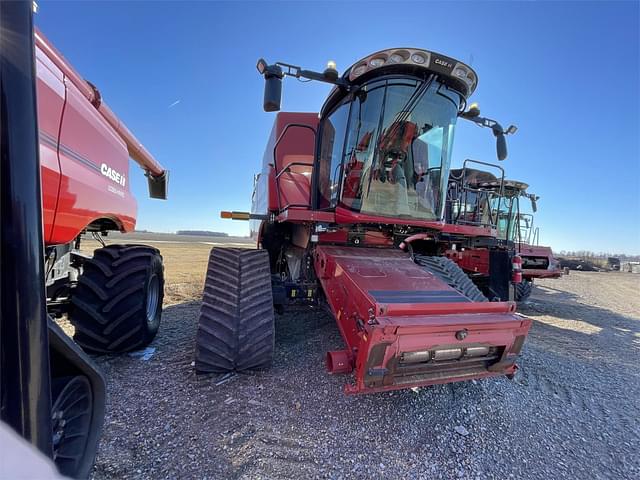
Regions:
[[487, 178, 561, 301], [196, 48, 530, 394]]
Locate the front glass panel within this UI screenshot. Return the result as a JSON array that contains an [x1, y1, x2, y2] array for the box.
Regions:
[[340, 78, 461, 221], [317, 101, 351, 209]]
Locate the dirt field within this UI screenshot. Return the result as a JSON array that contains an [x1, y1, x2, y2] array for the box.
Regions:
[[77, 236, 639, 479]]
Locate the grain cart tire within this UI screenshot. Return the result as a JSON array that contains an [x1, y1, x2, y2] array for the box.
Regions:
[[195, 248, 274, 373], [51, 376, 94, 477], [415, 255, 488, 302], [515, 279, 533, 302], [70, 245, 164, 353]]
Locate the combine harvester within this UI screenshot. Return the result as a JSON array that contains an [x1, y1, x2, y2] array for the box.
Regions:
[[196, 48, 532, 394], [1, 3, 167, 477], [477, 177, 561, 301]]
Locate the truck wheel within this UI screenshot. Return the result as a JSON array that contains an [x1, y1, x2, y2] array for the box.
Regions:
[[515, 279, 533, 302], [195, 248, 274, 373], [70, 245, 164, 353], [51, 376, 93, 477], [414, 255, 488, 302]]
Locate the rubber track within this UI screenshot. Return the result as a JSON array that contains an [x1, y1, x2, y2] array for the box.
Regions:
[[414, 255, 488, 302], [515, 279, 533, 302], [195, 248, 274, 373], [70, 244, 163, 353]]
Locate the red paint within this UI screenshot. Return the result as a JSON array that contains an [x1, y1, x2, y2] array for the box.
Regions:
[[518, 244, 562, 279], [35, 30, 162, 245], [313, 246, 531, 394], [35, 30, 164, 177], [445, 248, 491, 275]]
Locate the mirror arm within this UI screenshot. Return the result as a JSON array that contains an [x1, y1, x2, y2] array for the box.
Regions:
[[274, 62, 350, 88], [461, 114, 505, 135]]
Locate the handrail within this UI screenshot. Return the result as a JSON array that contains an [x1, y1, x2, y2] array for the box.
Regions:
[[455, 159, 505, 229]]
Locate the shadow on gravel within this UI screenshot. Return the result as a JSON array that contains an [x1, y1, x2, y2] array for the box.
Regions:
[[519, 285, 640, 369], [91, 295, 640, 480]]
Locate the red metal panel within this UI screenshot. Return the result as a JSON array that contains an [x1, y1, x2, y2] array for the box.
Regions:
[[50, 76, 136, 245], [35, 46, 64, 243], [261, 112, 318, 212], [314, 245, 532, 393], [445, 248, 491, 275], [35, 29, 165, 177], [518, 244, 562, 279]]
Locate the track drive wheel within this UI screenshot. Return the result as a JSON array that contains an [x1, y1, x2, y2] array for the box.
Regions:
[[515, 279, 533, 302], [70, 244, 164, 353], [195, 248, 274, 373], [414, 255, 488, 302]]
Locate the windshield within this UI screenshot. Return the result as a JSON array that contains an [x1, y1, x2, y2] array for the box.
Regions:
[[491, 194, 536, 243], [340, 78, 461, 221]]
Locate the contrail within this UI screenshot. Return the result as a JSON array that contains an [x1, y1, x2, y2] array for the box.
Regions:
[[168, 99, 181, 108]]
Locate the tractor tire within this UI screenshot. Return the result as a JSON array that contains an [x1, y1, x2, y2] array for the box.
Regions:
[[195, 248, 274, 373], [51, 376, 94, 477], [414, 255, 488, 302], [515, 279, 533, 303], [70, 244, 164, 353]]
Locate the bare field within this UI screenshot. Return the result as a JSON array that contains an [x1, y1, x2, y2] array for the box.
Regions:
[[82, 233, 253, 305], [81, 235, 640, 480]]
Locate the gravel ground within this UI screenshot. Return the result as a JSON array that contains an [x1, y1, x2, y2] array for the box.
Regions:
[[87, 271, 640, 480]]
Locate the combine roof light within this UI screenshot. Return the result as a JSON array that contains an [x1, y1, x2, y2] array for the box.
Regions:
[[352, 64, 368, 77], [346, 48, 477, 97], [453, 67, 468, 78]]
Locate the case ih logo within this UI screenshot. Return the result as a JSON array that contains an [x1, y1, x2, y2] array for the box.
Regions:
[[101, 163, 126, 187], [434, 58, 453, 69]]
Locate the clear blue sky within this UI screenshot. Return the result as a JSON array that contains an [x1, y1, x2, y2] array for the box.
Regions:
[[37, 1, 639, 254]]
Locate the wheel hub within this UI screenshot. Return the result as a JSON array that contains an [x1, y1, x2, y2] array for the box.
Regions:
[[146, 274, 160, 324]]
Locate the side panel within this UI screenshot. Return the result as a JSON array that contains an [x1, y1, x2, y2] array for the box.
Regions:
[[263, 112, 318, 213], [35, 46, 64, 243], [51, 77, 136, 245], [251, 112, 318, 243]]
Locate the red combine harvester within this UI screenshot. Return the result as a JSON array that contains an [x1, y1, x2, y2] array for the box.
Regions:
[[1, 5, 167, 477], [492, 180, 562, 300], [446, 171, 561, 302], [195, 48, 532, 394]]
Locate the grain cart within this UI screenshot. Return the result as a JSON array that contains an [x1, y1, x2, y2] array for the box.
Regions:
[[196, 49, 531, 394], [1, 4, 167, 477], [35, 28, 168, 353]]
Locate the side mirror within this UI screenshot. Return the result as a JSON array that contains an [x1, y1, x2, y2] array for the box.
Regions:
[[496, 133, 507, 161], [530, 196, 538, 213], [257, 59, 283, 112]]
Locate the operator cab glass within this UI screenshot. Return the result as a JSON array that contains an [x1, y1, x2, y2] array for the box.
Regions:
[[317, 76, 463, 221], [494, 195, 517, 241]]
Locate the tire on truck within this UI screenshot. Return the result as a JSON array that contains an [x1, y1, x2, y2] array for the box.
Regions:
[[195, 248, 275, 373], [70, 244, 164, 353]]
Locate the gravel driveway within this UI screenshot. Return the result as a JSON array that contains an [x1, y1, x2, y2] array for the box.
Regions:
[[89, 271, 640, 479]]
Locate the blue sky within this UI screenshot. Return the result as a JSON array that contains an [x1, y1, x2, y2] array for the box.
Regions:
[[37, 1, 639, 254]]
